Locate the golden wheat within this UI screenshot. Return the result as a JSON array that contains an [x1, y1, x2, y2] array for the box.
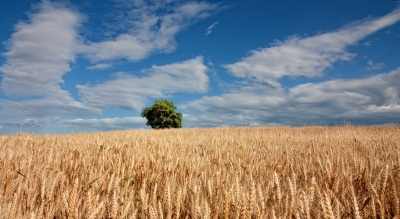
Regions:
[[0, 125, 399, 218]]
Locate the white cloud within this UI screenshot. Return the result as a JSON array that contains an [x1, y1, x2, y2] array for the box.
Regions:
[[0, 96, 100, 117], [206, 21, 219, 35], [362, 41, 372, 47], [2, 118, 46, 127], [60, 116, 147, 130], [0, 0, 82, 97], [0, 0, 218, 119], [86, 63, 113, 70], [367, 60, 385, 71], [0, 1, 100, 118], [183, 113, 271, 128], [223, 7, 400, 87], [182, 67, 400, 125], [82, 1, 221, 62], [77, 56, 209, 111]]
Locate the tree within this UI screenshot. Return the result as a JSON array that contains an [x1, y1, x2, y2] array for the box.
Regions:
[[141, 99, 182, 129]]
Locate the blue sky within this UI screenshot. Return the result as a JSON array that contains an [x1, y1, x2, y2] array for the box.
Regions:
[[0, 0, 400, 134]]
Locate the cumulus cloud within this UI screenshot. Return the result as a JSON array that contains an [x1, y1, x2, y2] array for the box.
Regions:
[[223, 7, 400, 87], [82, 1, 221, 62], [182, 67, 400, 126], [60, 116, 147, 131], [206, 21, 218, 35], [77, 56, 209, 111]]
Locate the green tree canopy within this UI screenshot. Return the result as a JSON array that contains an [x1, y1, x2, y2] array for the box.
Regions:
[[141, 99, 182, 129]]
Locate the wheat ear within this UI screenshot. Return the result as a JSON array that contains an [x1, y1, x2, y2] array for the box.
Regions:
[[8, 187, 20, 219], [351, 186, 362, 219], [223, 191, 230, 219], [88, 201, 104, 219], [148, 205, 158, 219], [121, 201, 132, 218], [165, 179, 172, 219], [175, 188, 182, 219], [391, 175, 399, 215], [152, 183, 158, 206], [379, 165, 389, 199], [323, 192, 335, 219], [371, 197, 377, 219], [62, 190, 70, 216], [257, 185, 265, 217], [109, 188, 118, 218], [107, 173, 115, 195], [158, 201, 164, 219], [273, 172, 282, 203]]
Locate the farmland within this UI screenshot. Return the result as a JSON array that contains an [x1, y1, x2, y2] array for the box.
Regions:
[[0, 126, 399, 218]]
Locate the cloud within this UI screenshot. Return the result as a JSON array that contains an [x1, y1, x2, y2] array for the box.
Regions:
[[182, 67, 400, 126], [362, 41, 372, 47], [82, 1, 221, 62], [1, 118, 47, 127], [0, 0, 220, 119], [0, 0, 218, 121], [0, 0, 82, 97], [0, 1, 100, 118], [86, 63, 113, 70], [206, 21, 218, 35], [0, 96, 100, 117], [77, 56, 209, 111], [223, 7, 400, 87], [60, 116, 147, 131], [367, 60, 385, 71]]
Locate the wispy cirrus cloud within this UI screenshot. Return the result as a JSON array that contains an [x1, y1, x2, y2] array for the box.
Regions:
[[206, 21, 218, 35], [2, 118, 48, 127], [362, 41, 372, 47], [0, 96, 100, 117], [86, 63, 113, 70], [82, 1, 222, 62], [77, 56, 209, 111], [366, 60, 385, 71], [60, 116, 147, 131], [223, 6, 400, 87]]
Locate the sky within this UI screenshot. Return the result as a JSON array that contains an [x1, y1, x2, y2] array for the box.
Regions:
[[0, 0, 400, 134]]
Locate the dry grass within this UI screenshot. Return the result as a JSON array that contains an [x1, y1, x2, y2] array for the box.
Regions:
[[0, 125, 399, 218]]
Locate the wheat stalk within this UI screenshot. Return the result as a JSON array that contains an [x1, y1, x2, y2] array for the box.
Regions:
[[0, 126, 399, 218]]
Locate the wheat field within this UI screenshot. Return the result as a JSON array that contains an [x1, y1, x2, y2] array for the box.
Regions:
[[0, 126, 399, 219]]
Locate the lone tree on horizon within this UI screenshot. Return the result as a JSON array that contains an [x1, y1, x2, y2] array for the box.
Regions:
[[141, 99, 182, 129]]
